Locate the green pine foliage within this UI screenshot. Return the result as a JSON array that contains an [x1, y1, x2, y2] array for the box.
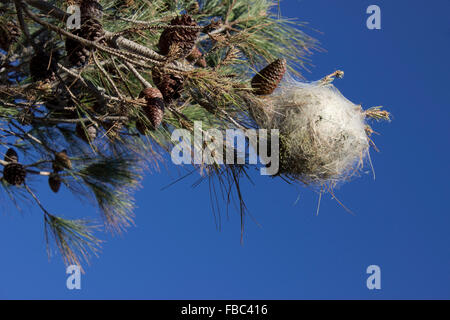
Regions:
[[0, 0, 317, 267]]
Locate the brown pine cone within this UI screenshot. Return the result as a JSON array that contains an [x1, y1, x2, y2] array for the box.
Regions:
[[48, 173, 62, 193], [4, 148, 18, 163], [80, 0, 103, 20], [81, 18, 105, 41], [187, 46, 207, 68], [65, 30, 91, 67], [53, 150, 72, 172], [158, 14, 199, 59], [29, 50, 59, 82], [139, 88, 165, 130], [0, 20, 20, 51], [251, 58, 287, 96], [66, 18, 104, 67], [152, 68, 184, 101], [66, 1, 104, 67], [3, 162, 26, 186]]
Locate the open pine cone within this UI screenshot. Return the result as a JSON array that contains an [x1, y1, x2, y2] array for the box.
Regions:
[[65, 0, 104, 67], [138, 87, 165, 130], [152, 68, 184, 102], [80, 0, 103, 20], [187, 46, 207, 68], [158, 14, 200, 59], [3, 163, 26, 186]]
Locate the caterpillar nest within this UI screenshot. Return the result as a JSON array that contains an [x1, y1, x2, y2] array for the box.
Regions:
[[250, 72, 389, 187]]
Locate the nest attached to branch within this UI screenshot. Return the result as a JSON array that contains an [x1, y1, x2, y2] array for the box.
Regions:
[[250, 74, 388, 187]]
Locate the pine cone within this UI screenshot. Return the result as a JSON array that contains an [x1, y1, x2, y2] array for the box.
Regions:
[[29, 50, 58, 82], [65, 1, 104, 67], [3, 162, 26, 186], [48, 173, 62, 193], [0, 20, 20, 51], [187, 46, 207, 68], [4, 148, 18, 163], [251, 58, 287, 96], [53, 150, 72, 172], [65, 29, 90, 67], [139, 88, 165, 130], [76, 122, 98, 143], [81, 18, 105, 41], [158, 14, 199, 59], [80, 0, 103, 20], [152, 68, 184, 101]]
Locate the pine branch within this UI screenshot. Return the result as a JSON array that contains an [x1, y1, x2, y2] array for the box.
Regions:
[[0, 0, 321, 268]]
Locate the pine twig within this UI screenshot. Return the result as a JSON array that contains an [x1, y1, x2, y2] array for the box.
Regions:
[[124, 62, 152, 89]]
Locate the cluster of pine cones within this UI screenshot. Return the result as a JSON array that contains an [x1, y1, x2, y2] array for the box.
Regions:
[[2, 149, 26, 186], [48, 150, 72, 193], [141, 13, 205, 131], [1, 147, 72, 193], [65, 0, 104, 67], [60, 1, 206, 134], [26, 0, 103, 80], [25, 0, 286, 142], [4, 0, 289, 193]]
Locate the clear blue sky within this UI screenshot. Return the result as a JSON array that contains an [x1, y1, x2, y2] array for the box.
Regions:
[[1, 0, 449, 299]]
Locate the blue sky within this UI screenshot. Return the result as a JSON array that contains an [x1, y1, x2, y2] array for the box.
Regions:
[[0, 0, 449, 299]]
